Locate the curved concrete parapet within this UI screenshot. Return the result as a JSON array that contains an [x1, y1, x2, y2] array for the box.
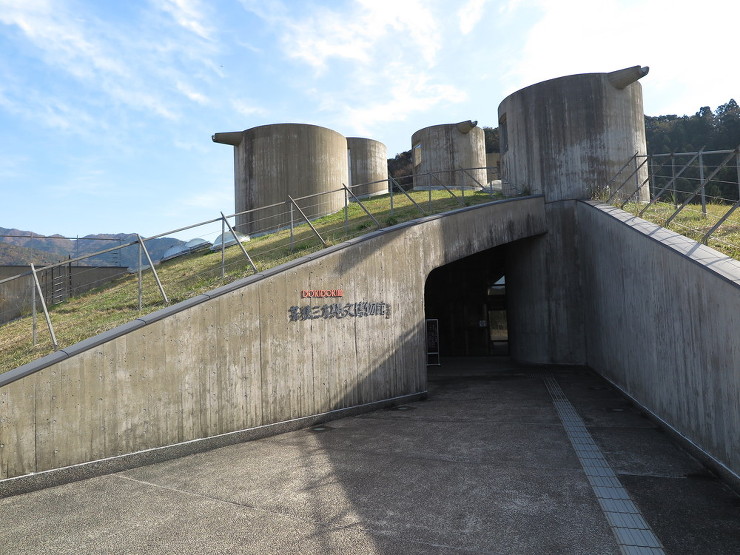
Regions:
[[346, 137, 388, 198], [213, 123, 349, 235], [498, 66, 650, 202], [411, 121, 487, 190], [0, 197, 547, 488]]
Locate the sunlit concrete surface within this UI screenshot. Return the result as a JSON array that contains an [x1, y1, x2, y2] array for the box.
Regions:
[[1, 358, 738, 554]]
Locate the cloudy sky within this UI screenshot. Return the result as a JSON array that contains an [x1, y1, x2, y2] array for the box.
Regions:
[[1, 0, 737, 238]]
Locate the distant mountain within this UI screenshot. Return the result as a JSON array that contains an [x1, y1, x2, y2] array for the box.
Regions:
[[0, 228, 184, 268], [0, 242, 61, 266]]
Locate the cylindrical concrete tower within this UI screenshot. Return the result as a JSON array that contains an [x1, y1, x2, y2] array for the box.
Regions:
[[410, 120, 487, 190], [346, 137, 388, 198], [213, 123, 348, 234], [498, 66, 650, 202]]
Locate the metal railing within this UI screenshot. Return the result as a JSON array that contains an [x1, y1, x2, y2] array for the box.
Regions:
[[0, 167, 506, 371], [596, 147, 740, 258]]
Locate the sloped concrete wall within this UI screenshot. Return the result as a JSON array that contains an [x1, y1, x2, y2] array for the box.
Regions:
[[0, 197, 546, 482], [577, 201, 740, 479]]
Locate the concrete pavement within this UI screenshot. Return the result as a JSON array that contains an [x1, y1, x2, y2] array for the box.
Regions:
[[1, 358, 738, 554]]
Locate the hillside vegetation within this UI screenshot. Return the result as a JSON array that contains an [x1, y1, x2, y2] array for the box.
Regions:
[[0, 190, 499, 373]]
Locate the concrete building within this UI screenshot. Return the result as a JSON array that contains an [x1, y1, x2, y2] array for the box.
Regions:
[[213, 123, 349, 235], [411, 120, 487, 190], [2, 65, 739, 500], [485, 152, 500, 183], [346, 137, 388, 198], [499, 65, 650, 201]]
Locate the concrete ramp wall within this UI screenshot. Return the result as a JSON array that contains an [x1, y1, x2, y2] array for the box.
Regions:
[[578, 201, 740, 480], [0, 197, 546, 486]]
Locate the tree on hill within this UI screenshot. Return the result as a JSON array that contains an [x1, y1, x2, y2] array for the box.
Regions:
[[645, 99, 740, 153], [387, 150, 413, 179], [483, 127, 499, 153]]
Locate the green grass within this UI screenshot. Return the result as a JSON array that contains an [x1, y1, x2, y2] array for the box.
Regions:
[[619, 200, 740, 260], [0, 190, 501, 373]]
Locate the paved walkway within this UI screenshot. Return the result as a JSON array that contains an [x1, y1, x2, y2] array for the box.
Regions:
[[1, 358, 738, 554]]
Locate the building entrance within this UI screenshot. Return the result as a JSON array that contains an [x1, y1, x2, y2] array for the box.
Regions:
[[424, 245, 508, 358]]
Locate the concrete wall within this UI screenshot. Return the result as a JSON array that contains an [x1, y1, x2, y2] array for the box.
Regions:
[[506, 201, 586, 364], [486, 152, 500, 183], [577, 201, 740, 480], [0, 197, 546, 482], [213, 124, 349, 235], [499, 66, 649, 202], [347, 137, 388, 198], [411, 121, 487, 190]]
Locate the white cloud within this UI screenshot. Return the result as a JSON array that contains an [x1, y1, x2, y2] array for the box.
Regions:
[[502, 0, 740, 115], [322, 68, 468, 137], [241, 0, 441, 70], [176, 81, 209, 105], [0, 0, 128, 81], [458, 0, 489, 35], [0, 0, 223, 130], [232, 99, 268, 118], [152, 0, 213, 40]]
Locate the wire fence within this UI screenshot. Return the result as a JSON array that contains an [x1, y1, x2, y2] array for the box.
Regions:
[[596, 147, 740, 258], [0, 168, 506, 372]]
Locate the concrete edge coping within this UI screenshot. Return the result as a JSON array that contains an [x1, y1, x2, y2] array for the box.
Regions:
[[1, 195, 543, 388], [581, 201, 740, 288], [0, 391, 427, 499]]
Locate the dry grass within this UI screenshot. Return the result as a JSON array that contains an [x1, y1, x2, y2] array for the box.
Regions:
[[620, 200, 740, 260], [0, 190, 500, 373]]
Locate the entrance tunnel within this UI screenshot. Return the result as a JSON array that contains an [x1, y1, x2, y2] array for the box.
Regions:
[[424, 245, 509, 358]]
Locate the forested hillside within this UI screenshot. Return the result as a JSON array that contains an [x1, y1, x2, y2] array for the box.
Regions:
[[388, 100, 739, 180], [645, 99, 739, 153], [0, 228, 182, 267]]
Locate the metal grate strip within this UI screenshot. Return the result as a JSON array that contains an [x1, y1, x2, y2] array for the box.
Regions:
[[544, 376, 665, 555]]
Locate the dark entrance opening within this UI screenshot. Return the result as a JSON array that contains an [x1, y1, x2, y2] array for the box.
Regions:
[[424, 245, 508, 358]]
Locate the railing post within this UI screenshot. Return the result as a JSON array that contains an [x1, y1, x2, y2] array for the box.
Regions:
[[671, 153, 677, 207], [31, 278, 37, 346], [390, 176, 426, 216], [699, 151, 707, 218], [736, 150, 740, 202], [289, 201, 295, 251], [136, 234, 169, 305], [30, 263, 58, 350], [665, 149, 736, 226], [342, 183, 381, 229], [344, 187, 349, 233], [220, 212, 257, 272], [389, 177, 394, 216], [288, 195, 327, 247], [633, 154, 640, 197], [430, 173, 464, 206], [138, 241, 143, 310], [221, 217, 226, 279]]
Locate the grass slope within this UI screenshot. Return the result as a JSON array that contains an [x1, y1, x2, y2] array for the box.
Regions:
[[0, 190, 498, 373]]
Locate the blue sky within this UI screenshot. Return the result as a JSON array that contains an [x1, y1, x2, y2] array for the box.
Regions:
[[1, 0, 738, 238]]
